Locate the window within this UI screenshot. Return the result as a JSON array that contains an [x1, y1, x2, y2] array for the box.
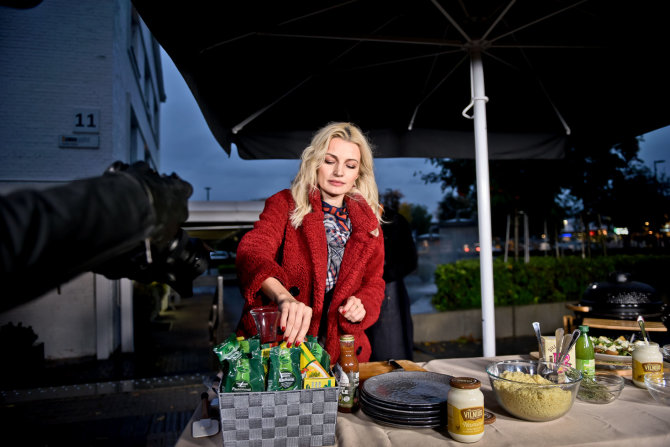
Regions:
[[144, 55, 152, 107], [129, 110, 140, 163], [129, 10, 142, 79]]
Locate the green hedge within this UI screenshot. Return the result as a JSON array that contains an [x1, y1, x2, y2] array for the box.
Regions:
[[432, 255, 670, 311]]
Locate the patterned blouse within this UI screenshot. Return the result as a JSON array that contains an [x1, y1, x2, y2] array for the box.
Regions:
[[321, 201, 351, 292]]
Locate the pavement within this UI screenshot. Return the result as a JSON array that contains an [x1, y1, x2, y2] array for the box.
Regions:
[[0, 275, 536, 447]]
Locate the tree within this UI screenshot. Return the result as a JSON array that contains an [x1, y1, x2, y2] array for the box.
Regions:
[[422, 136, 670, 256], [381, 188, 432, 235], [438, 188, 476, 221], [598, 160, 670, 247], [558, 138, 635, 244], [380, 188, 403, 212], [558, 136, 670, 250], [423, 158, 566, 240], [407, 203, 432, 235]]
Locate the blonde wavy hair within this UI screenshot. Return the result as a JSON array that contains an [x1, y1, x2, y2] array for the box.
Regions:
[[289, 122, 382, 228]]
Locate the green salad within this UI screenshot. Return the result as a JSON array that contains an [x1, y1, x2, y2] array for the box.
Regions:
[[590, 335, 634, 356]]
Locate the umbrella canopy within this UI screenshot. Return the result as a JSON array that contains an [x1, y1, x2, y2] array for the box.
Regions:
[[133, 0, 670, 356], [134, 0, 670, 160]]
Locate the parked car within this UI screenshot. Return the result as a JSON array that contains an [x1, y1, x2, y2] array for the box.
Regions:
[[556, 241, 581, 252], [462, 242, 502, 255], [462, 243, 480, 254]]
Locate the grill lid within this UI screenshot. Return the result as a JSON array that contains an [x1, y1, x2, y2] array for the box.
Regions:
[[581, 272, 664, 319]]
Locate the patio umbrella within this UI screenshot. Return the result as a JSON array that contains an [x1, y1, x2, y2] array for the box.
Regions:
[[133, 0, 670, 356]]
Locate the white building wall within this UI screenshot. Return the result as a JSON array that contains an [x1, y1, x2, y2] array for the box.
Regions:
[[0, 1, 116, 180], [0, 0, 164, 360], [1, 275, 99, 359]]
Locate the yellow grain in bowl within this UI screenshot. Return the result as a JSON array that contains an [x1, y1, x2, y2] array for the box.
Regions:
[[493, 371, 573, 421]]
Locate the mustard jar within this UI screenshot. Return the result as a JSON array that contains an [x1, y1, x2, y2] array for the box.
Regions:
[[447, 377, 485, 443], [632, 342, 663, 389]]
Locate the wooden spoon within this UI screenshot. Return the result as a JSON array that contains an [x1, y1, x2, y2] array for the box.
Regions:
[[555, 328, 564, 363]]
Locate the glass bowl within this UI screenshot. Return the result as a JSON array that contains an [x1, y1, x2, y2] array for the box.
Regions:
[[485, 360, 583, 422], [577, 373, 625, 404], [644, 373, 670, 406]]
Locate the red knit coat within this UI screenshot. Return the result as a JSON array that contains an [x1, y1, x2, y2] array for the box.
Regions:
[[235, 189, 385, 363]]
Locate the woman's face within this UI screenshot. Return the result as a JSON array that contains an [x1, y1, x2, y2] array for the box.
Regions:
[[317, 137, 360, 207]]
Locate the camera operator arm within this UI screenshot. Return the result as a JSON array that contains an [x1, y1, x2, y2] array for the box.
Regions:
[[0, 162, 204, 310], [0, 172, 155, 307]]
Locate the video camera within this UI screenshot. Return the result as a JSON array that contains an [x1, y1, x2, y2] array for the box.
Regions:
[[95, 228, 209, 297]]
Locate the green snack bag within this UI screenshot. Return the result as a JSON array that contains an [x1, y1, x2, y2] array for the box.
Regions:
[[225, 350, 265, 392], [213, 334, 242, 379], [267, 345, 302, 391], [261, 345, 272, 376], [306, 335, 331, 373], [239, 336, 260, 354], [249, 349, 265, 390], [225, 355, 251, 392], [260, 340, 279, 378], [261, 340, 279, 350], [214, 334, 264, 392]]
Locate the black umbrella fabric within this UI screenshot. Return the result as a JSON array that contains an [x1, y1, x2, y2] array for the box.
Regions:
[[134, 0, 670, 160], [133, 0, 670, 355]]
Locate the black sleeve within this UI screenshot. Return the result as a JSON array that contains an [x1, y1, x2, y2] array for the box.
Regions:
[[395, 213, 418, 278], [381, 211, 418, 283], [0, 174, 155, 307]]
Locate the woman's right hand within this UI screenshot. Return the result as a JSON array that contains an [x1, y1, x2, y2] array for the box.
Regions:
[[261, 277, 312, 347], [276, 293, 312, 347]]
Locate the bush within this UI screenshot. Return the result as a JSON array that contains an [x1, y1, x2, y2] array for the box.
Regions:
[[432, 255, 670, 311]]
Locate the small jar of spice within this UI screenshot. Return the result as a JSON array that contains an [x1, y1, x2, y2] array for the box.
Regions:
[[447, 377, 485, 443]]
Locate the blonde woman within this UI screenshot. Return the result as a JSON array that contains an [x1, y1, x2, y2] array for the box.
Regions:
[[235, 122, 385, 363]]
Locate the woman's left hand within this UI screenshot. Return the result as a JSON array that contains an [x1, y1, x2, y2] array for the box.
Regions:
[[339, 296, 366, 323]]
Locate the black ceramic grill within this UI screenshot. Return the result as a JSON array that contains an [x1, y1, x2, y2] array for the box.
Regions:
[[580, 272, 666, 320]]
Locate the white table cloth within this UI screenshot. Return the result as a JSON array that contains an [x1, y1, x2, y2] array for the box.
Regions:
[[176, 355, 670, 447]]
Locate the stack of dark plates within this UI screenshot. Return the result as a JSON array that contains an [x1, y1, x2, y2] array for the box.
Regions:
[[359, 371, 452, 428]]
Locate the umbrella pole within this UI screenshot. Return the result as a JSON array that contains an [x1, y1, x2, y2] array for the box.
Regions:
[[470, 50, 496, 357]]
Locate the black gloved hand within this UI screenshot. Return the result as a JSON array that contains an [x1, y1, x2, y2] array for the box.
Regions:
[[105, 161, 193, 248], [97, 162, 205, 297]]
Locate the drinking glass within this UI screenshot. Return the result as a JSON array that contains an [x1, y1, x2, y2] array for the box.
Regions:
[[249, 306, 280, 344]]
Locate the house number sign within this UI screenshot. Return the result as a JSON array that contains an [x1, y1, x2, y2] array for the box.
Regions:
[[59, 108, 101, 149], [72, 108, 100, 134]]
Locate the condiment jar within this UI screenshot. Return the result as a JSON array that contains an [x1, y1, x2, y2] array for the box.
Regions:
[[334, 334, 359, 412], [447, 377, 485, 443], [632, 342, 663, 389]]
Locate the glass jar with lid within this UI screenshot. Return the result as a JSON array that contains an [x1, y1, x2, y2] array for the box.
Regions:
[[632, 342, 663, 389], [447, 377, 485, 443]]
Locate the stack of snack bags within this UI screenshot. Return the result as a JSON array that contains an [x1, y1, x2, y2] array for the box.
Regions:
[[213, 334, 335, 392]]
